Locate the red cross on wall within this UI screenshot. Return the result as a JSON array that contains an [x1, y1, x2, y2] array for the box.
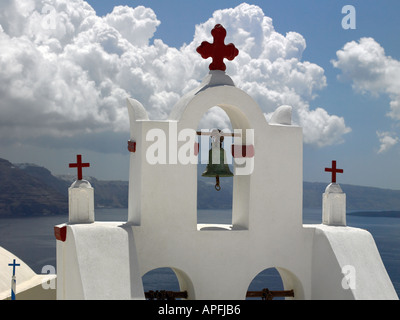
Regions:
[[325, 160, 343, 183], [69, 154, 90, 180], [196, 24, 239, 71]]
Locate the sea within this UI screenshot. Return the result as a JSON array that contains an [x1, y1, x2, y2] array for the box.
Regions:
[[0, 208, 399, 299]]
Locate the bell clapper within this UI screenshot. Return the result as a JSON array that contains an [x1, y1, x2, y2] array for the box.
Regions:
[[215, 175, 221, 191]]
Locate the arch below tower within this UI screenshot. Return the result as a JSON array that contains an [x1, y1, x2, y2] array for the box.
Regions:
[[246, 267, 284, 299], [246, 266, 304, 300], [142, 266, 195, 300]]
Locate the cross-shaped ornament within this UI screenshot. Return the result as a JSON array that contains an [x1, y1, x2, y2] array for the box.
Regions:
[[69, 154, 90, 180], [325, 160, 343, 183], [8, 259, 20, 276], [196, 24, 239, 71], [8, 259, 20, 300]]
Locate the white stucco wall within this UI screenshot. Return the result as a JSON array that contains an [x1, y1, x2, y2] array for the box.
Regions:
[[308, 224, 397, 300], [56, 222, 144, 300]]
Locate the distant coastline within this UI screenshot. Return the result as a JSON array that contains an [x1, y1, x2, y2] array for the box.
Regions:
[[2, 157, 400, 217], [348, 211, 400, 218]]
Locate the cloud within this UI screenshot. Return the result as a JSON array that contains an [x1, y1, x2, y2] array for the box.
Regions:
[[299, 107, 351, 147], [104, 5, 160, 47], [332, 37, 400, 119], [377, 131, 399, 154], [0, 1, 350, 153], [332, 38, 400, 151]]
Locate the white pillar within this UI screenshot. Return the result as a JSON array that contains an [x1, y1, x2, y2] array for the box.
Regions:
[[68, 180, 95, 224], [322, 183, 346, 226]]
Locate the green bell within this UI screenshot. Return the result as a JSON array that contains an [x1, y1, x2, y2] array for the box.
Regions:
[[202, 146, 233, 191]]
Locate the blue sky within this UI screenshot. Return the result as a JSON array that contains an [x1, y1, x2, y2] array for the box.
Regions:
[[1, 0, 400, 189]]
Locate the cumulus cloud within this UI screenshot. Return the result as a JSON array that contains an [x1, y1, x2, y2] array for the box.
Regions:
[[377, 131, 399, 154], [332, 37, 400, 119], [332, 37, 400, 152], [0, 1, 350, 152], [104, 5, 160, 47], [299, 107, 350, 147]]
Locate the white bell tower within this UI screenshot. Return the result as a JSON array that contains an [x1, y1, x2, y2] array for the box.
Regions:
[[55, 24, 398, 300]]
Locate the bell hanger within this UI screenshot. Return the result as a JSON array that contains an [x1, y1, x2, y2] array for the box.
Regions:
[[196, 129, 240, 191]]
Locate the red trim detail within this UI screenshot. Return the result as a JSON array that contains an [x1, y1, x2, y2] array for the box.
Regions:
[[54, 225, 67, 242], [194, 142, 199, 156], [231, 145, 255, 158], [128, 140, 136, 153]]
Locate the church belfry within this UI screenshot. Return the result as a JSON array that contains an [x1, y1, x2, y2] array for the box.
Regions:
[[54, 24, 398, 300]]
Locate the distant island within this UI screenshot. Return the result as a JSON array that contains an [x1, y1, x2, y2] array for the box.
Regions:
[[0, 157, 127, 217], [1, 157, 400, 217]]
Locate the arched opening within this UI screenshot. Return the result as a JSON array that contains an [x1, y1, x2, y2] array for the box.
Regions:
[[142, 267, 180, 292], [246, 268, 284, 300], [197, 106, 234, 227], [142, 267, 194, 300], [246, 267, 301, 300], [169, 83, 264, 231]]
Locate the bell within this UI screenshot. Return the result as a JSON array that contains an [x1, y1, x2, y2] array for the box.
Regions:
[[202, 146, 233, 191]]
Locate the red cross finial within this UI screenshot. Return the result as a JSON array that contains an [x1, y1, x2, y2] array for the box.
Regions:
[[196, 24, 239, 71], [69, 154, 90, 180], [325, 160, 343, 183]]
